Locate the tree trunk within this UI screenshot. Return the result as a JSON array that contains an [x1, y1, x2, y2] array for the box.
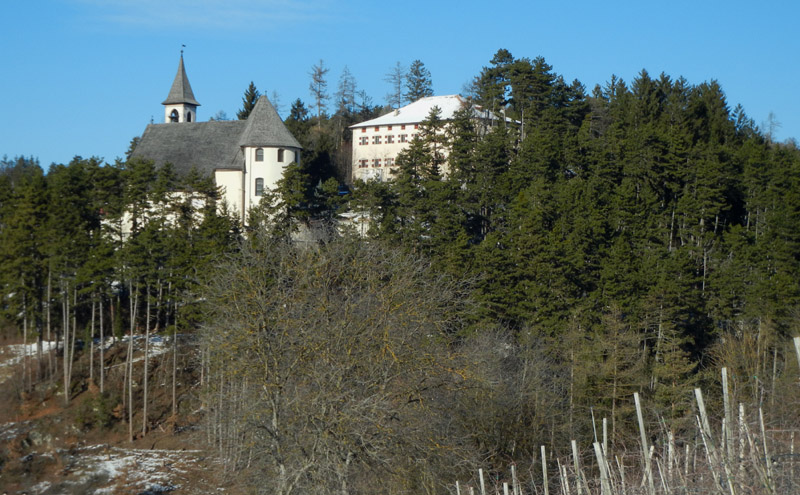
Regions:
[[62, 282, 70, 405], [36, 317, 43, 383], [22, 286, 28, 393], [155, 279, 164, 332], [68, 286, 77, 395], [127, 281, 138, 443], [142, 283, 150, 437], [89, 296, 95, 383], [46, 269, 53, 381], [172, 302, 178, 418], [100, 295, 105, 394]]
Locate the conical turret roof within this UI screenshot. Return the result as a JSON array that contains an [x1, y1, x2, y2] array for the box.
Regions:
[[162, 55, 200, 106], [238, 95, 302, 149]]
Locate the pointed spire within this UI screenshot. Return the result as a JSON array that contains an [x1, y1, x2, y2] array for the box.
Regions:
[[238, 95, 302, 149], [162, 55, 200, 106]]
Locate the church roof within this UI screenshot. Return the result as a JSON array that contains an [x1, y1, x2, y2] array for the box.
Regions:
[[132, 121, 245, 177], [132, 97, 302, 178], [162, 56, 201, 106], [238, 96, 302, 148]]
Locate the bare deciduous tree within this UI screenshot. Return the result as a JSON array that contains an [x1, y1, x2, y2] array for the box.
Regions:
[[384, 61, 406, 109], [309, 59, 329, 128], [200, 234, 481, 495]]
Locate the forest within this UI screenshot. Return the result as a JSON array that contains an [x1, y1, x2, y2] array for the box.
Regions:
[[1, 49, 799, 494]]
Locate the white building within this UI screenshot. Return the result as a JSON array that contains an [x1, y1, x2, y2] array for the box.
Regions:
[[349, 95, 507, 182], [131, 55, 302, 224]]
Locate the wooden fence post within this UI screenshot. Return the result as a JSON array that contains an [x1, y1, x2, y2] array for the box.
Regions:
[[541, 445, 549, 495], [593, 442, 611, 495], [793, 337, 800, 375], [634, 392, 656, 495]]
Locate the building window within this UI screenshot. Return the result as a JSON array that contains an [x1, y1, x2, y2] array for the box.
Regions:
[[387, 125, 392, 130], [401, 124, 406, 130], [169, 109, 179, 122], [372, 159, 381, 168], [374, 126, 380, 132], [255, 178, 264, 196], [278, 149, 285, 162], [186, 111, 192, 122], [359, 136, 368, 145], [358, 159, 368, 168], [399, 134, 408, 143], [362, 128, 367, 133], [414, 124, 419, 129], [255, 148, 264, 162], [385, 158, 394, 167], [372, 135, 381, 145], [386, 135, 394, 144]]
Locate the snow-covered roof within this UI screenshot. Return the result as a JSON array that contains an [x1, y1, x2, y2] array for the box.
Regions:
[[350, 95, 509, 128]]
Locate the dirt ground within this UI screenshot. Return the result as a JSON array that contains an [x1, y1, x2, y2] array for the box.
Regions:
[[0, 338, 242, 495]]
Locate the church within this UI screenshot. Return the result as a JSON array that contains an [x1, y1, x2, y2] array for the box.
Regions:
[[131, 55, 302, 224]]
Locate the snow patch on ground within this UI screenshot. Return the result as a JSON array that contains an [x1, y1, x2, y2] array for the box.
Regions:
[[0, 420, 31, 440], [61, 444, 207, 494], [0, 341, 58, 383], [0, 341, 57, 368], [0, 337, 172, 379], [107, 335, 173, 369]]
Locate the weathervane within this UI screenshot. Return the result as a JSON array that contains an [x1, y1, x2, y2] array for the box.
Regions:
[[181, 44, 186, 57]]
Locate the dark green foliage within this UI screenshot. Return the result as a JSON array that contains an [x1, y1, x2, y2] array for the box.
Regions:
[[354, 49, 800, 447], [76, 392, 116, 429], [2, 50, 800, 487], [284, 99, 312, 146], [237, 81, 261, 120], [405, 59, 433, 102], [249, 161, 312, 238]]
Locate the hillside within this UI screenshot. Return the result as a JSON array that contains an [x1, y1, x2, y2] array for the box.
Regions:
[[0, 334, 236, 494], [2, 49, 800, 494]]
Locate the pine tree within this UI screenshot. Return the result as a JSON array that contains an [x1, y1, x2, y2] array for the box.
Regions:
[[405, 60, 433, 102], [251, 162, 312, 238], [473, 49, 514, 114], [284, 99, 312, 146], [237, 81, 261, 120]]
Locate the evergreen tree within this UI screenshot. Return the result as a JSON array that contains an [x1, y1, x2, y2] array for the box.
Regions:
[[284, 99, 312, 146], [237, 81, 261, 120], [405, 59, 433, 102], [474, 49, 514, 114], [0, 166, 48, 357], [251, 161, 312, 238]]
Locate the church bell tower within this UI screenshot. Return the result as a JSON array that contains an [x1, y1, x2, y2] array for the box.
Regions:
[[162, 53, 200, 123]]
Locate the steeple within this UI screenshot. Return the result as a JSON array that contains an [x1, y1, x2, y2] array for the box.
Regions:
[[162, 54, 200, 123]]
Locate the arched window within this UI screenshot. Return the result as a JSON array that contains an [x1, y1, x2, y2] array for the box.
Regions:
[[169, 109, 179, 122], [255, 148, 264, 162], [255, 178, 264, 196], [186, 111, 192, 122], [277, 149, 285, 162]]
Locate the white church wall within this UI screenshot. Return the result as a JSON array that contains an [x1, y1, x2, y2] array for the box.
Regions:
[[243, 146, 302, 213], [215, 169, 244, 221]]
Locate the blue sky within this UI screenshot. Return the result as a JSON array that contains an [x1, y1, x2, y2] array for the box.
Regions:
[[1, 0, 798, 168]]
